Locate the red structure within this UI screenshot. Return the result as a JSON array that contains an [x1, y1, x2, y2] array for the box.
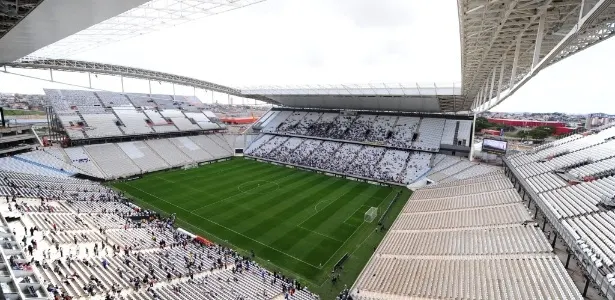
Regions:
[[554, 126, 575, 135], [487, 118, 566, 127], [481, 129, 501, 136]]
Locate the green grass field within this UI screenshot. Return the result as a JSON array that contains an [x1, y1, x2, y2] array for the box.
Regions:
[[111, 158, 410, 298]]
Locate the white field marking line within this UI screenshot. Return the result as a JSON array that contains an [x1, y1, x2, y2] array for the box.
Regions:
[[343, 204, 368, 225], [300, 192, 348, 227], [317, 189, 396, 270], [124, 182, 321, 269], [236, 180, 280, 196], [129, 196, 321, 287], [319, 219, 365, 269], [297, 225, 344, 243], [194, 171, 299, 211], [173, 163, 291, 207], [319, 228, 378, 287]]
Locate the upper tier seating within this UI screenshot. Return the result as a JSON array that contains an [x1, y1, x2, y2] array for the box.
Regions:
[[291, 112, 322, 135], [113, 107, 154, 135], [343, 114, 376, 141], [305, 112, 338, 137], [96, 91, 133, 107], [441, 119, 457, 145], [366, 115, 397, 142], [412, 118, 445, 151], [277, 111, 307, 132], [261, 111, 292, 133], [81, 114, 123, 138], [387, 117, 420, 149]]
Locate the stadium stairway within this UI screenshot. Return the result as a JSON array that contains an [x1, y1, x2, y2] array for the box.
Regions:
[[12, 156, 75, 176], [74, 111, 91, 139], [452, 120, 460, 145]]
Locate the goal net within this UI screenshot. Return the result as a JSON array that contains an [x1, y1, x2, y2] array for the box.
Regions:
[[364, 207, 378, 223]]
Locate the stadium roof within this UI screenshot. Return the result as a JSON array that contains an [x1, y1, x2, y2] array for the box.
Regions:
[[1, 0, 615, 113], [241, 83, 466, 113], [0, 0, 151, 63], [26, 0, 266, 59], [460, 0, 615, 112]]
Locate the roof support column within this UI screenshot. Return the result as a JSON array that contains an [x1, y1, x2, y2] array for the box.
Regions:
[[510, 34, 522, 87], [469, 113, 477, 162], [482, 81, 489, 106], [120, 75, 124, 93], [49, 69, 54, 82], [88, 72, 92, 89], [148, 80, 152, 94], [488, 67, 497, 107], [579, 0, 599, 22], [532, 13, 547, 69], [172, 83, 176, 100], [497, 60, 506, 103]]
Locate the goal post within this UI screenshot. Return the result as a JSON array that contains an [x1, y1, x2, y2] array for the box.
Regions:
[[364, 207, 378, 223]]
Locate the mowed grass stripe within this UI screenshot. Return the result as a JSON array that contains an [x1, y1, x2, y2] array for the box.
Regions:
[[117, 180, 322, 272], [198, 169, 311, 217], [221, 174, 335, 231], [111, 158, 402, 287], [138, 164, 296, 210]]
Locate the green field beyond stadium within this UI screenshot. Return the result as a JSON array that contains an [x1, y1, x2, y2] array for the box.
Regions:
[[112, 158, 409, 297]]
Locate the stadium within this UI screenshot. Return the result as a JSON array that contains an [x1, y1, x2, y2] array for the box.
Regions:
[[0, 1, 614, 300]]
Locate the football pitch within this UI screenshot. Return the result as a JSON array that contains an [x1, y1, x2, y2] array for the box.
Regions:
[[112, 158, 410, 297]]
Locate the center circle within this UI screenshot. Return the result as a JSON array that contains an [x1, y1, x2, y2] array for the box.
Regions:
[[237, 180, 280, 195]]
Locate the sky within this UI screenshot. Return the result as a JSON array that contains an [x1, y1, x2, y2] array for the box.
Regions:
[[0, 0, 613, 113]]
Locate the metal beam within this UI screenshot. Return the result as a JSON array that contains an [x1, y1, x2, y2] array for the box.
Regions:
[[532, 13, 547, 68], [4, 57, 242, 96]]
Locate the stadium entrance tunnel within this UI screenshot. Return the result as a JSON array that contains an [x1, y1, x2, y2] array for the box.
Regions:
[[237, 180, 281, 195]]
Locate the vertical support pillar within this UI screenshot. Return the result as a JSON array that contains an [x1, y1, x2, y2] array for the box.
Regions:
[[565, 252, 572, 269], [551, 232, 557, 247], [532, 13, 546, 69], [542, 218, 547, 231], [172, 83, 176, 100], [120, 76, 125, 93], [583, 277, 590, 297], [497, 60, 506, 102], [46, 106, 51, 138], [469, 113, 477, 161], [510, 35, 522, 86], [193, 86, 196, 96], [49, 69, 54, 82], [534, 206, 539, 219], [88, 73, 92, 89], [488, 67, 497, 107], [482, 81, 489, 106], [148, 80, 152, 94]]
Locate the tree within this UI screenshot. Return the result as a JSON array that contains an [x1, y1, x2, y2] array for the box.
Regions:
[[475, 117, 491, 132], [527, 126, 555, 139]]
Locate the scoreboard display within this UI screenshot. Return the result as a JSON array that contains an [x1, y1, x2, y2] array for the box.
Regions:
[[482, 138, 508, 154]]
